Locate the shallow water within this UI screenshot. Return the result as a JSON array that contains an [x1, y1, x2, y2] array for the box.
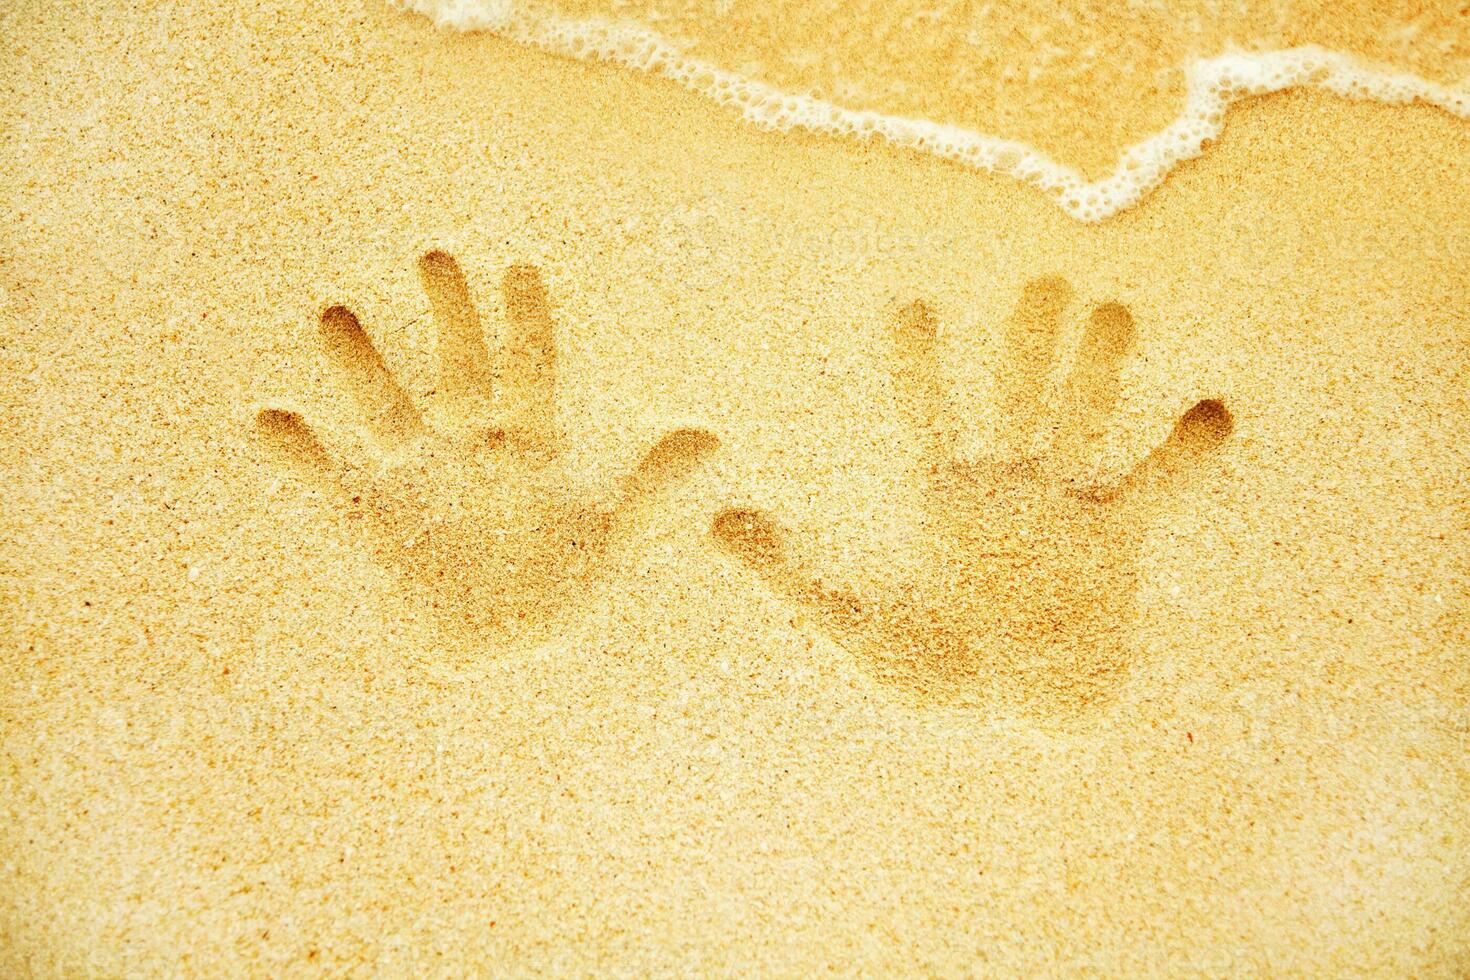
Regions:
[[402, 0, 1470, 219]]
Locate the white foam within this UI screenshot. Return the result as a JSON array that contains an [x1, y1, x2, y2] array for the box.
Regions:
[[398, 0, 1470, 222]]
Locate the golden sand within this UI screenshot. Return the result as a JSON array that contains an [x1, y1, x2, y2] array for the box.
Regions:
[[2, 0, 1468, 974]]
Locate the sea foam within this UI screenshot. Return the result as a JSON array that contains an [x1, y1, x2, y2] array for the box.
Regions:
[[398, 0, 1470, 222]]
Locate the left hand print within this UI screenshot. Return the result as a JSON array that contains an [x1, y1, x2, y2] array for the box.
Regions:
[[257, 250, 719, 643]]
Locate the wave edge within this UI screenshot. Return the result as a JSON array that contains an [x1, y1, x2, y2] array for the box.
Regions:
[[399, 0, 1470, 222]]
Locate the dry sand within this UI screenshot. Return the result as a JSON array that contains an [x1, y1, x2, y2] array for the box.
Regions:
[[2, 0, 1469, 974]]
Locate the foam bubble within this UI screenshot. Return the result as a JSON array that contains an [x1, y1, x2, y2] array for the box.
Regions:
[[398, 0, 1470, 222], [401, 0, 513, 30]]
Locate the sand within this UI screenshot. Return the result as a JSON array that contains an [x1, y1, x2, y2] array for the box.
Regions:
[[2, 0, 1468, 974]]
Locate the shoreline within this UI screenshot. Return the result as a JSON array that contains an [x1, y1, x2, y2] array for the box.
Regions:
[[401, 0, 1470, 220]]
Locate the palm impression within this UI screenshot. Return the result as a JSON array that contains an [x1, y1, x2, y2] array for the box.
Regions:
[[257, 251, 719, 643], [712, 276, 1233, 712]]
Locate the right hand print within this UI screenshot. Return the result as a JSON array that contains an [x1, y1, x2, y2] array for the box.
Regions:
[[711, 276, 1233, 713], [257, 251, 719, 646]]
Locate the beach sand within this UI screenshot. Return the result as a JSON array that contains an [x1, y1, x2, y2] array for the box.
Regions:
[[2, 0, 1468, 974]]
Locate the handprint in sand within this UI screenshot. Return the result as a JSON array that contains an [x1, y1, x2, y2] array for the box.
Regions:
[[257, 251, 718, 643], [712, 277, 1233, 711]]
